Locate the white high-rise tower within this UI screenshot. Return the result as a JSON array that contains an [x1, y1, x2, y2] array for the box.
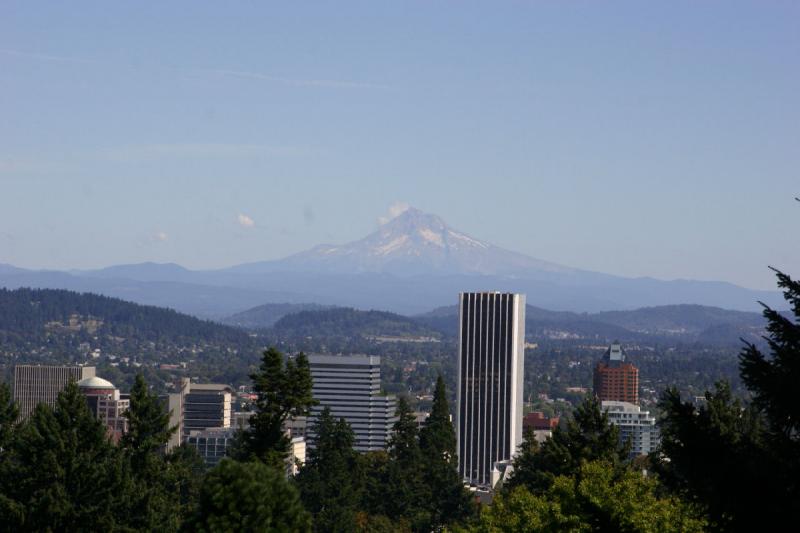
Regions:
[[456, 292, 526, 487]]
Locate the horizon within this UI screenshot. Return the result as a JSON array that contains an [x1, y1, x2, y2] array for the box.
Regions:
[[2, 2, 798, 291]]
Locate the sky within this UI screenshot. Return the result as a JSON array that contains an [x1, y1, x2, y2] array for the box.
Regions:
[[0, 1, 798, 290]]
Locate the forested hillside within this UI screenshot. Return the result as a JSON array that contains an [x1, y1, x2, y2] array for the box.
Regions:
[[0, 288, 258, 388], [269, 308, 442, 341]]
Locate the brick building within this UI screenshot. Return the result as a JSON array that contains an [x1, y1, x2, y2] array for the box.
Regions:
[[593, 342, 638, 404]]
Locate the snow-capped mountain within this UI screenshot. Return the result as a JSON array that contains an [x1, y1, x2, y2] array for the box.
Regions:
[[0, 207, 784, 316], [228, 207, 575, 276]]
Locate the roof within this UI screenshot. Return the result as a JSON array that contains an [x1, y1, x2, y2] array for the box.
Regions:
[[77, 376, 115, 389]]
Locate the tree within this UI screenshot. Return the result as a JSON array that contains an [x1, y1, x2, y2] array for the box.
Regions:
[[0, 382, 133, 531], [418, 375, 476, 529], [655, 382, 767, 530], [187, 459, 311, 533], [740, 268, 800, 439], [656, 268, 800, 530], [383, 396, 431, 530], [233, 348, 316, 469], [471, 461, 706, 533], [121, 373, 182, 532], [296, 407, 363, 532], [122, 373, 176, 468], [507, 395, 628, 494], [0, 382, 17, 451]]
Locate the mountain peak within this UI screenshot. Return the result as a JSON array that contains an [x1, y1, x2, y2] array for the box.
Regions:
[[259, 207, 571, 276]]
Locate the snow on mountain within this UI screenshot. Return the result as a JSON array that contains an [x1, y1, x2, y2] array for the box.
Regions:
[[229, 207, 575, 276]]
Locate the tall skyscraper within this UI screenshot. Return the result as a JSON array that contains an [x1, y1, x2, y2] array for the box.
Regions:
[[593, 341, 639, 404], [456, 292, 526, 487], [307, 355, 397, 452], [13, 364, 96, 420]]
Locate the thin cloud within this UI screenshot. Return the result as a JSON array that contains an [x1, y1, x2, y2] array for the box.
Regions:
[[154, 231, 169, 242], [238, 214, 255, 228], [1, 48, 388, 90], [0, 48, 98, 65], [196, 68, 390, 90], [102, 143, 312, 161], [378, 202, 411, 225]]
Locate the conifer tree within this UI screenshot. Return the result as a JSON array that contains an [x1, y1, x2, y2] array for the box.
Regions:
[[121, 373, 182, 531], [233, 348, 316, 469], [657, 268, 800, 529], [122, 373, 176, 468], [188, 459, 311, 532], [740, 268, 800, 439], [0, 382, 133, 531], [296, 407, 363, 532], [0, 382, 17, 451], [419, 375, 475, 529], [384, 396, 431, 530]]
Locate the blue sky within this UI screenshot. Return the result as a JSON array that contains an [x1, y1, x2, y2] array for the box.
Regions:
[[1, 1, 797, 289]]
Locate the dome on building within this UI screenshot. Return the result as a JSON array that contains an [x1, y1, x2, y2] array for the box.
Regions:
[[77, 376, 115, 389]]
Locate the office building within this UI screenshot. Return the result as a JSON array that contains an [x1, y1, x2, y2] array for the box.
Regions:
[[161, 378, 191, 451], [78, 376, 129, 442], [593, 342, 639, 404], [13, 364, 96, 420], [186, 427, 237, 467], [457, 292, 526, 487], [602, 400, 660, 457], [307, 355, 397, 452], [183, 383, 232, 437]]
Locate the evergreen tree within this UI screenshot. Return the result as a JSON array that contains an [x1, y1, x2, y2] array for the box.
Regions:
[[0, 382, 17, 451], [418, 375, 476, 530], [384, 396, 431, 530], [122, 373, 176, 468], [507, 395, 628, 494], [657, 268, 800, 530], [187, 459, 312, 532], [740, 268, 800, 439], [233, 348, 316, 469], [296, 407, 363, 532], [0, 382, 133, 531], [166, 444, 206, 524], [655, 382, 768, 530], [121, 373, 182, 532]]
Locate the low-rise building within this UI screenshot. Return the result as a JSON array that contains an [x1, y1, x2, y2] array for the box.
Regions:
[[77, 376, 129, 442]]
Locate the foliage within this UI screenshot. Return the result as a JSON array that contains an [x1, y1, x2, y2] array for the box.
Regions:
[[270, 307, 442, 340], [0, 382, 133, 531], [121, 373, 182, 531], [122, 373, 176, 466], [232, 348, 316, 468], [187, 459, 312, 533], [656, 268, 800, 530], [376, 396, 431, 530], [296, 407, 363, 532], [507, 395, 628, 494], [0, 382, 17, 451], [739, 268, 800, 439], [418, 375, 476, 529], [470, 461, 706, 533]]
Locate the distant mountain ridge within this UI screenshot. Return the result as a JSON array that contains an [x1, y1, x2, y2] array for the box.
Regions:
[[414, 303, 766, 345], [0, 207, 785, 315]]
